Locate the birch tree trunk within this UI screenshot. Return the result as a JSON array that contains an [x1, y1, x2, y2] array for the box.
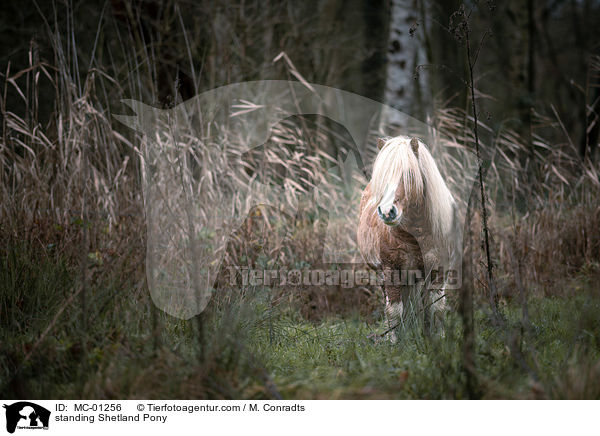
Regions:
[[382, 0, 428, 128]]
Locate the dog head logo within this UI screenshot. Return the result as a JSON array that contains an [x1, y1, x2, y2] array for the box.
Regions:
[[3, 402, 50, 433]]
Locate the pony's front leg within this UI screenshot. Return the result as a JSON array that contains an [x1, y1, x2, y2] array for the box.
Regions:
[[383, 284, 404, 342]]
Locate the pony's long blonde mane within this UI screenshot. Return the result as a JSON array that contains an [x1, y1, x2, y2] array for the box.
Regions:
[[370, 136, 455, 242]]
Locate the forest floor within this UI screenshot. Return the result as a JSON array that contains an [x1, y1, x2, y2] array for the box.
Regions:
[[2, 241, 599, 399]]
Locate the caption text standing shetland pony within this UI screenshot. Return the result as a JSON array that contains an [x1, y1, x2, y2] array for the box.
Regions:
[[357, 136, 457, 339]]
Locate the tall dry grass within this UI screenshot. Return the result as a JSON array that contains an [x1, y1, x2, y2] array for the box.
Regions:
[[0, 1, 598, 321], [428, 103, 600, 301]]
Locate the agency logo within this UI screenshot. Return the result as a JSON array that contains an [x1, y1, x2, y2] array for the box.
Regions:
[[116, 80, 478, 319], [3, 402, 50, 433]]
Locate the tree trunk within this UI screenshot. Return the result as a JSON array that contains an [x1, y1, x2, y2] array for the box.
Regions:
[[382, 0, 427, 127]]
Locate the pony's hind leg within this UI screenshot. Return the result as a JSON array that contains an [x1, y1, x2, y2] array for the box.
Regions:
[[430, 288, 448, 333]]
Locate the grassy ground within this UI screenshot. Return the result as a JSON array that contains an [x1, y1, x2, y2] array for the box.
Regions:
[[2, 240, 599, 399], [251, 292, 600, 399]]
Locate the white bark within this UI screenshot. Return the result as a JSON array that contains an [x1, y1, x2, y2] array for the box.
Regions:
[[382, 0, 428, 127]]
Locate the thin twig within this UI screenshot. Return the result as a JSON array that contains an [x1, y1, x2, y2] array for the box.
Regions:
[[465, 21, 498, 313]]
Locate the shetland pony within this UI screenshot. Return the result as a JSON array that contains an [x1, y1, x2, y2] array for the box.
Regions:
[[357, 136, 456, 339]]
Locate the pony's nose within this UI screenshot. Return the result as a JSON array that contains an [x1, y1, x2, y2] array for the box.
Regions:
[[377, 205, 398, 222]]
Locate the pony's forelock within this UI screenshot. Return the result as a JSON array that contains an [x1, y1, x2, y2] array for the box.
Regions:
[[370, 137, 423, 207]]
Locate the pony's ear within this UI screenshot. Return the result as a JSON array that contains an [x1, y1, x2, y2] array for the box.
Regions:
[[410, 137, 419, 157], [377, 138, 387, 150]]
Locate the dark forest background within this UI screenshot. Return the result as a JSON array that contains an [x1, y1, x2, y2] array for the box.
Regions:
[[1, 0, 599, 156]]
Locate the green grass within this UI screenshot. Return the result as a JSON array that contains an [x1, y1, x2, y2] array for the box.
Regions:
[[1, 243, 599, 399], [247, 294, 600, 399]]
